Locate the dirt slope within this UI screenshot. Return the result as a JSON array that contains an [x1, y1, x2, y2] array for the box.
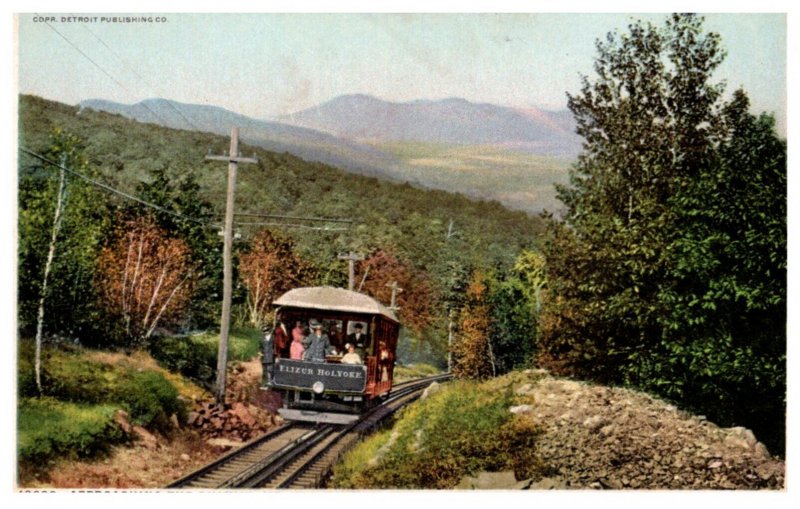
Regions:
[[517, 371, 784, 489]]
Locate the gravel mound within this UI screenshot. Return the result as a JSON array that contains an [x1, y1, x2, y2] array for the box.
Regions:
[[519, 374, 784, 489]]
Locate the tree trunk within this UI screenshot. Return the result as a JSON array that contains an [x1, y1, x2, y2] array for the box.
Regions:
[[34, 160, 68, 394]]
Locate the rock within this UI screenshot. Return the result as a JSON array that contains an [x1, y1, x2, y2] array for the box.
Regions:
[[180, 453, 190, 461], [113, 410, 133, 434], [170, 413, 181, 429], [528, 477, 567, 490], [515, 383, 533, 395], [186, 411, 200, 426], [455, 471, 518, 489], [708, 460, 723, 469], [753, 442, 771, 459], [421, 382, 441, 400], [510, 404, 533, 415], [599, 424, 615, 437], [207, 438, 243, 450], [132, 426, 158, 449], [582, 415, 608, 432]]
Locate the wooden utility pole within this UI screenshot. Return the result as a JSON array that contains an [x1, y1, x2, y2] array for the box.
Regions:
[[338, 251, 363, 291], [206, 127, 257, 404], [385, 281, 403, 311]]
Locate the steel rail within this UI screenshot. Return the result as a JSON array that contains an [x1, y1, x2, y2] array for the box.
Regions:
[[166, 374, 452, 489]]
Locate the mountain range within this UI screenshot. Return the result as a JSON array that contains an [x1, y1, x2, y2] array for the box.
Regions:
[[78, 95, 579, 213]]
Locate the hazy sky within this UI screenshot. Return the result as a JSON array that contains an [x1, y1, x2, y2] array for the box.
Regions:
[[16, 12, 787, 133]]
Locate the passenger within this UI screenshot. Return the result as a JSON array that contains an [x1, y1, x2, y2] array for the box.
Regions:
[[378, 340, 393, 382], [302, 319, 333, 362], [347, 323, 370, 360], [290, 326, 308, 360], [340, 343, 362, 365], [274, 321, 290, 358], [291, 320, 304, 343]]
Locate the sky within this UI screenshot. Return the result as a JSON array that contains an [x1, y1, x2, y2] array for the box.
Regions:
[[14, 11, 788, 134]]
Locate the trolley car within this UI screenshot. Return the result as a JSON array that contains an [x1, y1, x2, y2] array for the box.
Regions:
[[262, 286, 399, 424]]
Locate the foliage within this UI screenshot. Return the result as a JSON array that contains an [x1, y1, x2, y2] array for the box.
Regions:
[[392, 362, 442, 382], [18, 341, 187, 430], [17, 128, 111, 340], [486, 268, 538, 374], [539, 14, 786, 453], [451, 269, 494, 380], [147, 334, 217, 388], [18, 93, 546, 363], [332, 372, 545, 488], [188, 326, 263, 362], [356, 248, 435, 336], [238, 229, 315, 327], [133, 165, 222, 328], [95, 215, 197, 345], [17, 397, 127, 468]]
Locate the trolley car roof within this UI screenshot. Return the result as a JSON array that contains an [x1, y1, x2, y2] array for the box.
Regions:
[[273, 286, 398, 322]]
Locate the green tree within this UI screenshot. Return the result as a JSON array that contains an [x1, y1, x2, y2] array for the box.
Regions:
[[540, 14, 786, 452], [18, 129, 110, 343], [133, 165, 221, 328]]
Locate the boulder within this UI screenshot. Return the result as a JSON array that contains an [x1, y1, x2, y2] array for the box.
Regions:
[[456, 471, 518, 489]]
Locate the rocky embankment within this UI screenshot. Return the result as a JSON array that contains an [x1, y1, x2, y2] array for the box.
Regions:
[[503, 371, 784, 489]]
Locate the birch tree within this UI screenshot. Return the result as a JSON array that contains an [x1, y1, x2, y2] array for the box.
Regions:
[[96, 215, 196, 343]]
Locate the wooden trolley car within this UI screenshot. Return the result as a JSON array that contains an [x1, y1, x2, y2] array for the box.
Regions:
[[262, 286, 399, 424]]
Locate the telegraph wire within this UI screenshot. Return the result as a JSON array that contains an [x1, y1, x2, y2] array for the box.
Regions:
[[75, 18, 203, 133], [20, 147, 353, 233], [38, 16, 181, 130], [20, 147, 221, 230], [233, 222, 349, 231], [232, 212, 353, 224]]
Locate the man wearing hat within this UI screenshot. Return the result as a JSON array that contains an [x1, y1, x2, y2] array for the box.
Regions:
[[347, 323, 370, 360], [302, 319, 333, 362]]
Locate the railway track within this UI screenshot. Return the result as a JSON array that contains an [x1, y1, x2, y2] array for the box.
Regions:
[[167, 373, 451, 489]]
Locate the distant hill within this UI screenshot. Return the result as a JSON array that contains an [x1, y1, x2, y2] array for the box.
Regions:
[[79, 98, 401, 179], [279, 94, 582, 157], [21, 94, 545, 276], [79, 95, 576, 213]]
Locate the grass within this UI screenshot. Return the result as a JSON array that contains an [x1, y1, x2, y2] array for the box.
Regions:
[[393, 363, 442, 382], [189, 326, 262, 361], [331, 370, 547, 489], [17, 340, 205, 474], [369, 141, 572, 213], [17, 397, 127, 470]]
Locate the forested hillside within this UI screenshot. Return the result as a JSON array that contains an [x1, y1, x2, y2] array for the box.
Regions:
[[18, 93, 546, 366]]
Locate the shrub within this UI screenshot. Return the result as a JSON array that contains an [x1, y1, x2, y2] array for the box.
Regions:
[[333, 372, 545, 488], [17, 397, 127, 468], [147, 334, 217, 388], [185, 327, 263, 362], [115, 370, 184, 429], [18, 341, 185, 430]]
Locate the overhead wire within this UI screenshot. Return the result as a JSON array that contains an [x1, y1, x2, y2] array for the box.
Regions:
[[75, 18, 203, 132], [31, 16, 354, 235], [20, 147, 221, 230]]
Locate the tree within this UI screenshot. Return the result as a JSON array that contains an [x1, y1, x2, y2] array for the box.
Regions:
[[486, 250, 546, 374], [96, 215, 196, 344], [450, 269, 493, 380], [134, 165, 221, 328], [540, 14, 786, 453], [356, 248, 434, 338], [238, 229, 315, 327], [18, 129, 111, 389]]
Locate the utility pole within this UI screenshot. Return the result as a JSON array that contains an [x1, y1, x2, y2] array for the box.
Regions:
[[338, 251, 363, 291], [206, 127, 257, 405], [385, 281, 403, 311]]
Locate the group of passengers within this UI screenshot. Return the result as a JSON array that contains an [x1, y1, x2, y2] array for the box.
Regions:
[[271, 319, 370, 365]]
